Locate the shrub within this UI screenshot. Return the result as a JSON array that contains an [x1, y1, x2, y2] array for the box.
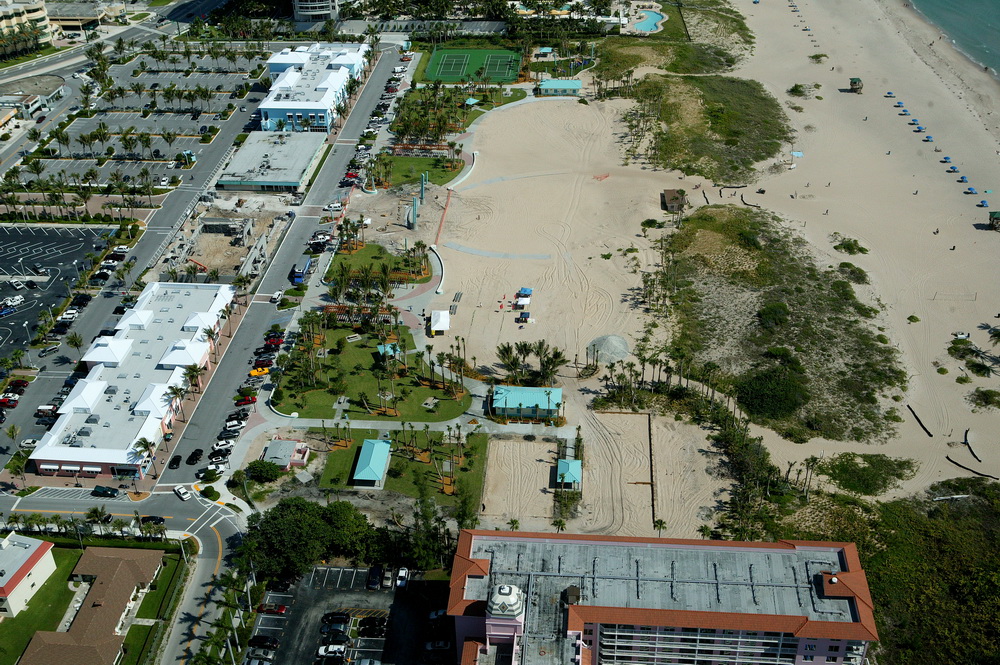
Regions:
[[246, 460, 282, 483], [838, 262, 869, 284], [833, 236, 868, 255], [200, 485, 221, 500], [969, 388, 1000, 409], [757, 301, 790, 330], [816, 452, 917, 495], [0, 133, 9, 141], [736, 366, 810, 419], [787, 83, 808, 97]]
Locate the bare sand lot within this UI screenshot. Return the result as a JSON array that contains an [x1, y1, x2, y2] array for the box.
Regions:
[[481, 436, 559, 532], [650, 418, 727, 538]]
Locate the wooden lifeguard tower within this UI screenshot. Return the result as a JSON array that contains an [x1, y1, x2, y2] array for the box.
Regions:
[[850, 78, 864, 93]]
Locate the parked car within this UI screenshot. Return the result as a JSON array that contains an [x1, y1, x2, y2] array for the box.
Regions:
[[321, 612, 351, 631], [168, 455, 182, 469], [257, 603, 287, 615], [218, 429, 241, 440], [235, 396, 257, 406], [208, 448, 232, 462], [425, 641, 451, 651], [253, 359, 273, 369], [367, 565, 383, 590], [0, 398, 18, 408], [359, 624, 386, 638], [382, 568, 394, 589], [92, 485, 120, 498], [213, 439, 236, 451], [248, 367, 269, 377], [396, 567, 408, 588], [359, 616, 387, 629], [248, 635, 280, 649], [186, 449, 204, 465], [223, 419, 246, 431], [196, 464, 226, 478]]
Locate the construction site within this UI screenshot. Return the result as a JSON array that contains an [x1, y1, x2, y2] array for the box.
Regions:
[[155, 192, 296, 282]]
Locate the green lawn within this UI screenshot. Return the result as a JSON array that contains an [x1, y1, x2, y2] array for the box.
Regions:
[[322, 242, 430, 284], [120, 624, 154, 665], [0, 548, 82, 665], [275, 327, 472, 422], [0, 46, 60, 70], [463, 88, 528, 127], [130, 12, 150, 20], [317, 427, 488, 506], [387, 155, 461, 187], [148, 0, 173, 6], [136, 554, 182, 619]]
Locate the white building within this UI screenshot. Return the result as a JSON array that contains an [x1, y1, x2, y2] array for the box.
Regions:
[[260, 43, 369, 133], [0, 532, 56, 618], [29, 282, 235, 479], [292, 0, 336, 22]]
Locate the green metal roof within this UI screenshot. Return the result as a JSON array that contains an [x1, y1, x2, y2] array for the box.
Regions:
[[557, 458, 582, 483], [492, 385, 563, 410], [353, 439, 391, 482]]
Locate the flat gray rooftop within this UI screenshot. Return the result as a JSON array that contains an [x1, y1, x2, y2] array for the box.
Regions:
[[0, 533, 45, 582], [467, 535, 856, 627], [218, 132, 326, 186]]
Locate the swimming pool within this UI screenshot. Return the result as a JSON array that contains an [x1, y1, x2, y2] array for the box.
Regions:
[[635, 10, 664, 31]]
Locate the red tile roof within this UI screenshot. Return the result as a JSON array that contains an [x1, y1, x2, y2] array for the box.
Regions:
[[448, 530, 878, 642]]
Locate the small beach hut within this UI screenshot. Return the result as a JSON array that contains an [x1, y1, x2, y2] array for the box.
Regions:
[[555, 458, 583, 489], [849, 77, 863, 93], [352, 439, 392, 489], [430, 310, 451, 337], [491, 385, 563, 419], [988, 211, 1000, 231], [661, 189, 688, 212]]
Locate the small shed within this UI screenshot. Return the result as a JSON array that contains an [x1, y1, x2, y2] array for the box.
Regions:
[[352, 439, 392, 489], [537, 47, 554, 57], [263, 439, 308, 471], [537, 79, 583, 97], [430, 310, 451, 336], [376, 343, 400, 358], [661, 189, 688, 212], [556, 458, 582, 489]]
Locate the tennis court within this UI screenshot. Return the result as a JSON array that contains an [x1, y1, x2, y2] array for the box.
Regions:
[[425, 48, 521, 83]]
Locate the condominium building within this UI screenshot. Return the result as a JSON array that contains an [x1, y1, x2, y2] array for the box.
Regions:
[[0, 532, 56, 618], [449, 530, 877, 665], [28, 282, 235, 479], [0, 0, 52, 49], [259, 43, 369, 133], [292, 0, 337, 22]]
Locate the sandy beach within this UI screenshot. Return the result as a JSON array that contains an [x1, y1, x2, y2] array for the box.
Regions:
[[356, 0, 1000, 536]]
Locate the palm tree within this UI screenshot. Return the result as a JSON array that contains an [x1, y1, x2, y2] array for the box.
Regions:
[[552, 518, 566, 533], [203, 326, 220, 361], [133, 437, 157, 477], [698, 524, 713, 539], [86, 505, 109, 535], [166, 384, 189, 420], [66, 332, 85, 358], [653, 518, 667, 537], [507, 518, 520, 531], [184, 363, 206, 392], [111, 518, 128, 537]]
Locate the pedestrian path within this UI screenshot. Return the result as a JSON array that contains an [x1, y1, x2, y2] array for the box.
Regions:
[[27, 486, 133, 502]]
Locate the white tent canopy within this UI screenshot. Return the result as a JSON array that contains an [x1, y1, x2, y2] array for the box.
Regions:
[[430, 310, 451, 331]]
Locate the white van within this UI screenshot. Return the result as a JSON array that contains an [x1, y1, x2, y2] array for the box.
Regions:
[[4, 295, 24, 307], [393, 66, 407, 73], [270, 291, 283, 303], [10, 280, 24, 290]]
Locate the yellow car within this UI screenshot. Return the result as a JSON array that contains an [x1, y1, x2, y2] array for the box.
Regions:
[[249, 367, 270, 377]]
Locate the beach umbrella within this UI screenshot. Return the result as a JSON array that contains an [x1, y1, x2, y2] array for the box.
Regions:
[[948, 167, 960, 173], [915, 126, 925, 132], [909, 119, 919, 124], [942, 156, 951, 163], [968, 187, 978, 194], [901, 110, 911, 116], [894, 102, 904, 107], [959, 176, 968, 183], [886, 91, 895, 97], [925, 136, 934, 142], [980, 200, 989, 208]]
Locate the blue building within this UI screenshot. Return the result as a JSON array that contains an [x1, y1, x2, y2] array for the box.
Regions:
[[537, 79, 583, 97], [353, 439, 391, 488], [491, 385, 563, 419]]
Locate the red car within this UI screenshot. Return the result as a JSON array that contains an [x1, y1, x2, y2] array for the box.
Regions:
[[265, 337, 284, 345], [345, 172, 359, 179], [254, 359, 274, 368], [385, 87, 398, 93], [257, 603, 287, 615], [235, 396, 257, 406], [0, 398, 18, 408], [9, 380, 28, 388]]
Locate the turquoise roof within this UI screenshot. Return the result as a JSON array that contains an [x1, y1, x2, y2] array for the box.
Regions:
[[539, 79, 583, 90], [557, 459, 582, 483], [492, 385, 562, 410], [376, 343, 399, 357], [353, 439, 391, 482], [538, 47, 554, 53]]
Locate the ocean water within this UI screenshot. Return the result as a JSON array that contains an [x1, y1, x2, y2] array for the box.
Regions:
[[911, 0, 1000, 74]]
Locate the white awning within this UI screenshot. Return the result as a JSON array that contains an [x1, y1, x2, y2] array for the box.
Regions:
[[39, 464, 59, 470], [430, 310, 450, 331], [82, 466, 102, 473], [61, 465, 80, 472]]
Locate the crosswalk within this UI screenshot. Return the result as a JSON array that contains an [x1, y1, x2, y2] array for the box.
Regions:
[[28, 486, 132, 501]]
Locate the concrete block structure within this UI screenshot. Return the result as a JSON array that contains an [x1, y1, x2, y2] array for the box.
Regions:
[[450, 530, 878, 665]]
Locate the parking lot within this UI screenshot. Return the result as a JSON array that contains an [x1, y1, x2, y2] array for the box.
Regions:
[[246, 565, 453, 665], [0, 225, 113, 349], [71, 112, 223, 141]]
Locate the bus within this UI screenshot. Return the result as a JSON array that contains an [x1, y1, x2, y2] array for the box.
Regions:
[[290, 253, 313, 285]]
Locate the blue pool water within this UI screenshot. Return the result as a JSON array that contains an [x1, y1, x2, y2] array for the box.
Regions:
[[635, 10, 664, 32]]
